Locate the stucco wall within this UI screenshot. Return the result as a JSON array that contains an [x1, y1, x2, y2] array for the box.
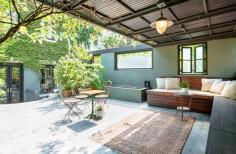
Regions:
[[101, 38, 236, 88]]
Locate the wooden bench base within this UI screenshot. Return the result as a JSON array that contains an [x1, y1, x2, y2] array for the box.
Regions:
[[147, 91, 213, 114]]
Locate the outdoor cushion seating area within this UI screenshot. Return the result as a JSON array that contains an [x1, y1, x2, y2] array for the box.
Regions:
[[147, 76, 235, 113]]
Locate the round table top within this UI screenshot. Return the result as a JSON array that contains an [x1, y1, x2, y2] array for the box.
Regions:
[[75, 95, 89, 99]]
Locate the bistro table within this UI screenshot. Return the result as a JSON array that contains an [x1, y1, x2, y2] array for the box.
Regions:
[[80, 90, 105, 119]]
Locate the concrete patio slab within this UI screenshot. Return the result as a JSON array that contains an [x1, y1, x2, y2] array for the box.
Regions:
[[0, 96, 209, 154]]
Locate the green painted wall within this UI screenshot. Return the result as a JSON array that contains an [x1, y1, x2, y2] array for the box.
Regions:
[[101, 38, 236, 88]]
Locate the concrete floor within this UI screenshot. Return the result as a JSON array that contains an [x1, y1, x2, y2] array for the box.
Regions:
[[0, 96, 210, 154]]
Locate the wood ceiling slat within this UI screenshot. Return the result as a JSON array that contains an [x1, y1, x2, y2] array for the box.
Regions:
[[210, 11, 236, 25], [171, 0, 204, 19], [85, 0, 131, 19], [208, 0, 236, 11], [212, 26, 234, 34], [190, 30, 209, 37], [38, 0, 236, 47], [121, 0, 157, 11]]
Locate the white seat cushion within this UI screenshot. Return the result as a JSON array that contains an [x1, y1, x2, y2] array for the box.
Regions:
[[95, 94, 109, 98], [75, 95, 88, 99], [165, 78, 180, 90], [177, 106, 190, 111], [201, 78, 222, 92], [189, 89, 221, 96], [209, 80, 226, 94], [156, 78, 165, 89], [147, 89, 221, 97], [221, 81, 236, 100]]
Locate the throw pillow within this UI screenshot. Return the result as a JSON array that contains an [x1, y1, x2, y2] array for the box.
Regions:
[[221, 81, 236, 100], [201, 78, 222, 92], [156, 78, 165, 89], [165, 78, 180, 90], [209, 80, 226, 94]]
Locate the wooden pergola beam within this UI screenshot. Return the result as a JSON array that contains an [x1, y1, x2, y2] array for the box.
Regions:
[[106, 0, 190, 26], [147, 20, 236, 41], [134, 5, 236, 34], [115, 0, 150, 24], [167, 8, 192, 39], [155, 31, 236, 47], [202, 0, 212, 36]]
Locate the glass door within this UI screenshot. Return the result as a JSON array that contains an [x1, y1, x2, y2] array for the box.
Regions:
[[0, 63, 23, 103], [10, 65, 23, 103], [0, 65, 7, 104]]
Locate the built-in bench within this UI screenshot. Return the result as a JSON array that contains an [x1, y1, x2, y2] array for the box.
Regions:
[[147, 76, 234, 114], [206, 96, 236, 154]]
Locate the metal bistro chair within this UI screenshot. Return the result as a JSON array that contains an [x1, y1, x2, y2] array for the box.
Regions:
[[175, 93, 192, 120], [95, 86, 110, 109], [60, 94, 83, 122], [75, 94, 90, 114]]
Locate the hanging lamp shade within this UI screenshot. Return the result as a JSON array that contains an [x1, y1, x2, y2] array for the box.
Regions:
[[150, 10, 174, 34]]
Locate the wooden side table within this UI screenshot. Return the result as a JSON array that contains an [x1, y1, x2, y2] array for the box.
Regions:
[[174, 93, 192, 120]]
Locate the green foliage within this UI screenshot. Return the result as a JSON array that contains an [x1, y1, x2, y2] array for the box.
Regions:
[[0, 35, 68, 71], [95, 30, 139, 49], [0, 71, 5, 98], [27, 13, 101, 49], [179, 80, 190, 88], [88, 64, 104, 90], [54, 48, 104, 91], [95, 105, 103, 111], [104, 80, 112, 86]]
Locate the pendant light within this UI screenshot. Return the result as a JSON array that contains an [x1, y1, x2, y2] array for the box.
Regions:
[[150, 9, 174, 34]]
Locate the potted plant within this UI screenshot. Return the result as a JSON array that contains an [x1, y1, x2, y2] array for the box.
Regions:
[[179, 80, 190, 93], [63, 82, 73, 97], [95, 105, 104, 119], [104, 80, 112, 87]]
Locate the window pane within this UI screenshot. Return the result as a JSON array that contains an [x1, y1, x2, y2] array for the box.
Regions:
[[196, 46, 203, 59], [196, 60, 204, 72], [117, 51, 152, 69], [183, 61, 191, 72], [183, 48, 191, 60], [93, 55, 101, 64]]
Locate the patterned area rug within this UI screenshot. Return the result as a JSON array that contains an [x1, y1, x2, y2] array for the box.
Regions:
[[90, 110, 195, 154]]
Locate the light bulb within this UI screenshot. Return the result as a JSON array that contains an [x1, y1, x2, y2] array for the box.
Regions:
[[156, 20, 168, 34]]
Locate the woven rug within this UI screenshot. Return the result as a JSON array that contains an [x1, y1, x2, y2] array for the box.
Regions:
[[90, 110, 195, 154]]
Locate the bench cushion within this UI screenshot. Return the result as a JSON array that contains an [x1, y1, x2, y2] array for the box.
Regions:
[[147, 89, 221, 97]]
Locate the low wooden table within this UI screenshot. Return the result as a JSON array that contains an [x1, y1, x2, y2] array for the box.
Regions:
[[174, 93, 192, 120], [80, 90, 105, 119]]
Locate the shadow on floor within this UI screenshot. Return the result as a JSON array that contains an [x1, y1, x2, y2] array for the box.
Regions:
[[37, 99, 65, 115], [67, 120, 97, 132], [39, 140, 63, 154]]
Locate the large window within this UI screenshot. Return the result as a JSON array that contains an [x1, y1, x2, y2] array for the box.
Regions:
[[178, 43, 207, 74], [116, 51, 152, 69]]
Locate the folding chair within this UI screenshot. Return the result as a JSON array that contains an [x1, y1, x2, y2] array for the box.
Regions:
[[60, 94, 83, 122]]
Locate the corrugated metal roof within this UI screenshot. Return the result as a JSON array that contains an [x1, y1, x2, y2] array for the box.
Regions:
[[40, 0, 236, 47]]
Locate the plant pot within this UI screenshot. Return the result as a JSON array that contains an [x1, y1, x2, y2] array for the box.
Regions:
[[63, 90, 72, 97], [95, 110, 104, 119], [181, 88, 189, 93]]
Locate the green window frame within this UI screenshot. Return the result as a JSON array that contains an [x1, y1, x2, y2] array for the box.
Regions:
[[178, 43, 207, 75]]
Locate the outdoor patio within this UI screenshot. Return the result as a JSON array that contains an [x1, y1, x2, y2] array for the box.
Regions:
[[0, 96, 209, 154]]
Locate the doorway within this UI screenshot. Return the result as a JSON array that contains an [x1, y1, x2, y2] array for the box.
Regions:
[[40, 65, 54, 93], [0, 63, 24, 104]]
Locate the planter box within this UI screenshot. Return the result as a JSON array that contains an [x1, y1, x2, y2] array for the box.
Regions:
[[109, 86, 148, 103]]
